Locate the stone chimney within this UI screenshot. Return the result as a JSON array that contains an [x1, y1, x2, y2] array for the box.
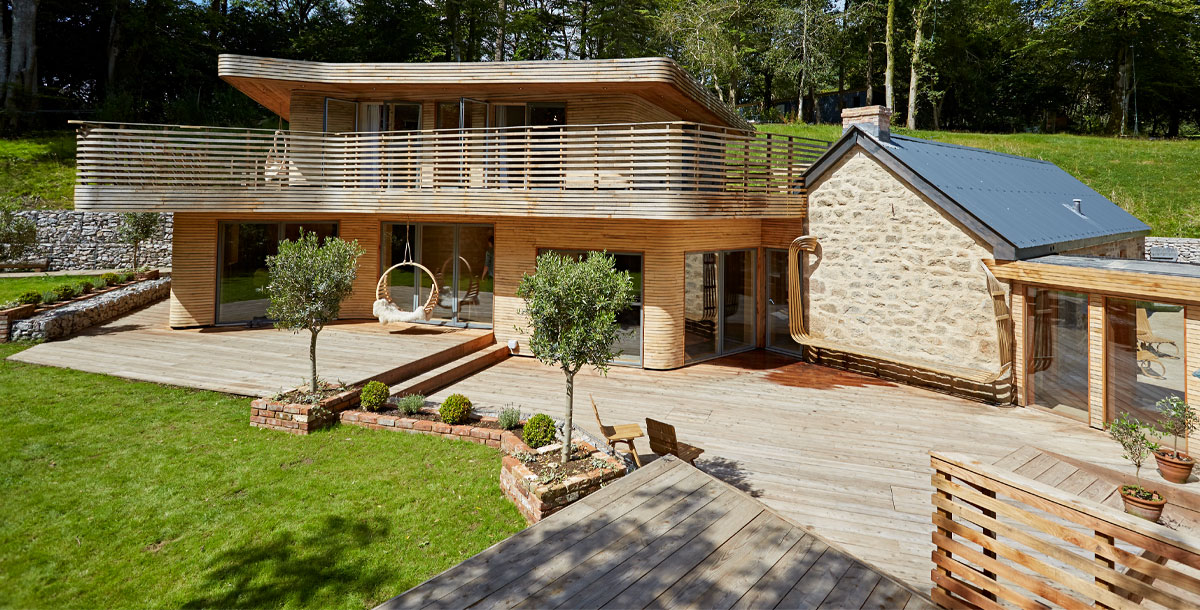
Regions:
[[841, 105, 892, 142]]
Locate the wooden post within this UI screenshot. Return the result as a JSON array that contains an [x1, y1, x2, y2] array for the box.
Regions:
[[1088, 293, 1107, 429]]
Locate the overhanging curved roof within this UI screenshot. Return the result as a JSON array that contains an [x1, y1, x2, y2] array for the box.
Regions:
[[217, 54, 750, 130]]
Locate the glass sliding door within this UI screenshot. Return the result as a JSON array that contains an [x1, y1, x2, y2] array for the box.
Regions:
[[765, 248, 799, 355], [217, 222, 338, 324], [380, 222, 494, 328], [540, 249, 643, 366], [685, 249, 756, 364], [1026, 288, 1090, 422], [1106, 299, 1186, 431]]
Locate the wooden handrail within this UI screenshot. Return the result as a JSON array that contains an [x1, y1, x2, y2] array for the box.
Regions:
[[930, 451, 1200, 610]]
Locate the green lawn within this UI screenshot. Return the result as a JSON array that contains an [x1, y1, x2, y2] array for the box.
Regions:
[[760, 123, 1200, 238], [0, 275, 102, 304], [0, 342, 525, 609], [0, 132, 75, 209]]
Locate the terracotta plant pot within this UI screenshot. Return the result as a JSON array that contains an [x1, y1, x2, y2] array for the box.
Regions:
[[1154, 450, 1195, 484], [1119, 486, 1166, 522]]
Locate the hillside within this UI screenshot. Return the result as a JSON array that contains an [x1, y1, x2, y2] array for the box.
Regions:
[[1, 127, 1195, 238], [760, 123, 1200, 238]]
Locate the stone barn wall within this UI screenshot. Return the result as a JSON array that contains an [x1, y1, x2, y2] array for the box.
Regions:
[[804, 148, 1002, 373]]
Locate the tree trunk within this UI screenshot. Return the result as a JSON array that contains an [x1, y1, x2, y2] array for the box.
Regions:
[[796, 68, 805, 123], [0, 2, 11, 108], [495, 0, 505, 60], [884, 0, 894, 110], [131, 241, 139, 271], [561, 371, 574, 464], [1116, 44, 1131, 137], [105, 3, 120, 98], [906, 7, 924, 130], [7, 0, 38, 124], [762, 68, 772, 118], [310, 329, 319, 393], [865, 38, 873, 104]]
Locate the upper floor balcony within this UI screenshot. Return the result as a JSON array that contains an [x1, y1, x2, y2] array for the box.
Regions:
[[73, 121, 828, 219]]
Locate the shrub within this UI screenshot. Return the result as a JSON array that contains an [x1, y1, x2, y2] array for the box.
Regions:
[[397, 393, 425, 416], [359, 381, 390, 412], [121, 272, 136, 283], [439, 393, 472, 425], [17, 290, 41, 305], [498, 407, 522, 430], [78, 281, 94, 293], [51, 284, 77, 301], [522, 414, 556, 449], [100, 272, 121, 285]]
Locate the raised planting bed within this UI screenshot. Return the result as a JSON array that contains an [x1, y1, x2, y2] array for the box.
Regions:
[[339, 407, 508, 448], [8, 277, 171, 342], [250, 384, 360, 435], [0, 303, 36, 342], [501, 433, 625, 524]]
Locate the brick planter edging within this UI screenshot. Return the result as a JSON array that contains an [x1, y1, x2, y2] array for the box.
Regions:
[[339, 408, 505, 448], [499, 433, 625, 524], [250, 388, 359, 435]]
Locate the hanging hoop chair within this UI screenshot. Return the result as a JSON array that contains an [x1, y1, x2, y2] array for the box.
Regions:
[[374, 262, 440, 324]]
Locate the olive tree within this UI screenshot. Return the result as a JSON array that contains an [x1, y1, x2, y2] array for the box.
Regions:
[[117, 212, 161, 271], [517, 251, 635, 464], [0, 208, 36, 262], [264, 231, 363, 393]]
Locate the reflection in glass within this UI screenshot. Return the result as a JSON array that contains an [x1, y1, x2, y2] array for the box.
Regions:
[[380, 223, 494, 328], [539, 249, 642, 365], [684, 252, 719, 362], [722, 250, 755, 352], [457, 225, 495, 325], [422, 225, 457, 322], [218, 222, 338, 324], [1106, 298, 1186, 430], [1028, 288, 1090, 422], [766, 249, 798, 354]]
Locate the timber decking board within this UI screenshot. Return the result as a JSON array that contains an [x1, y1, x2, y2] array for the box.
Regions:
[[6, 302, 490, 396], [379, 456, 930, 610], [424, 351, 1152, 591]]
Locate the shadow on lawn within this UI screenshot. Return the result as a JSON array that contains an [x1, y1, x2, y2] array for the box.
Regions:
[[182, 514, 393, 609]]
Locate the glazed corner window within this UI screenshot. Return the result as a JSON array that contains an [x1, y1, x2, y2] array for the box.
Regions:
[[1025, 288, 1090, 423], [217, 222, 338, 324], [1105, 299, 1186, 432], [538, 249, 642, 366]]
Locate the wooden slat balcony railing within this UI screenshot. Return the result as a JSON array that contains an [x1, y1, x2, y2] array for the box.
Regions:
[[930, 452, 1200, 610], [73, 121, 829, 219]]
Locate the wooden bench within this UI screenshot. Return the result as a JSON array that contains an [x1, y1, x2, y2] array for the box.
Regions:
[[646, 418, 704, 465], [0, 259, 49, 272]]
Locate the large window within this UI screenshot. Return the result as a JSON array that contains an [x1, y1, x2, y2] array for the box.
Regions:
[[765, 248, 800, 355], [1106, 299, 1186, 429], [1026, 288, 1090, 422], [381, 223, 494, 328], [217, 222, 338, 324], [539, 249, 643, 366], [685, 249, 756, 363]]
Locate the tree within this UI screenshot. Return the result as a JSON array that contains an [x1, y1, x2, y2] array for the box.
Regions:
[[264, 231, 363, 394], [905, 0, 932, 129], [117, 212, 161, 271], [516, 251, 635, 464], [0, 208, 36, 262], [884, 0, 894, 110]]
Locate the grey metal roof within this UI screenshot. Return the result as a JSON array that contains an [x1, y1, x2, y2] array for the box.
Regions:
[[804, 128, 1151, 260], [1027, 255, 1200, 278]]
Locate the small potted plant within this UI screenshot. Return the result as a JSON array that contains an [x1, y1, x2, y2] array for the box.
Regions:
[[1153, 395, 1197, 484], [1107, 413, 1166, 521]]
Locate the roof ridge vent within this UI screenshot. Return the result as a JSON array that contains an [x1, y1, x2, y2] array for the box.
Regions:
[[1065, 198, 1086, 218]]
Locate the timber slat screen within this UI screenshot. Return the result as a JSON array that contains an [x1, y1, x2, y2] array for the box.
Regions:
[[74, 121, 827, 217], [930, 452, 1200, 610]]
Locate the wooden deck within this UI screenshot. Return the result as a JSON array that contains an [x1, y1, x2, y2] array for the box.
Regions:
[[7, 302, 490, 396], [379, 456, 932, 610], [427, 351, 1150, 591]]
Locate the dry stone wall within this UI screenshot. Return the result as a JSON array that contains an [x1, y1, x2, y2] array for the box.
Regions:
[[1144, 237, 1200, 264], [805, 149, 1002, 373], [13, 211, 172, 271]]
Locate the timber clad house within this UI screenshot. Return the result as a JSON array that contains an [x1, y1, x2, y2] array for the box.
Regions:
[[75, 56, 1199, 437]]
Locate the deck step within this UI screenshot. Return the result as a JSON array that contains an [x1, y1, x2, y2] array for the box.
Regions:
[[394, 343, 512, 398], [358, 331, 495, 388]]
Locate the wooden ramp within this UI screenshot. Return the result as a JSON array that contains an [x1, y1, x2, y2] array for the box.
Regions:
[[378, 456, 933, 610]]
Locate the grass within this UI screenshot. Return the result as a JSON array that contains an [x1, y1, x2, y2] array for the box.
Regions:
[[0, 132, 75, 209], [760, 123, 1200, 238], [0, 341, 525, 609], [0, 274, 103, 305]]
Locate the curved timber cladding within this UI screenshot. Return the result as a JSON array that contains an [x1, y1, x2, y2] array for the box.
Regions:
[[170, 213, 779, 370]]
